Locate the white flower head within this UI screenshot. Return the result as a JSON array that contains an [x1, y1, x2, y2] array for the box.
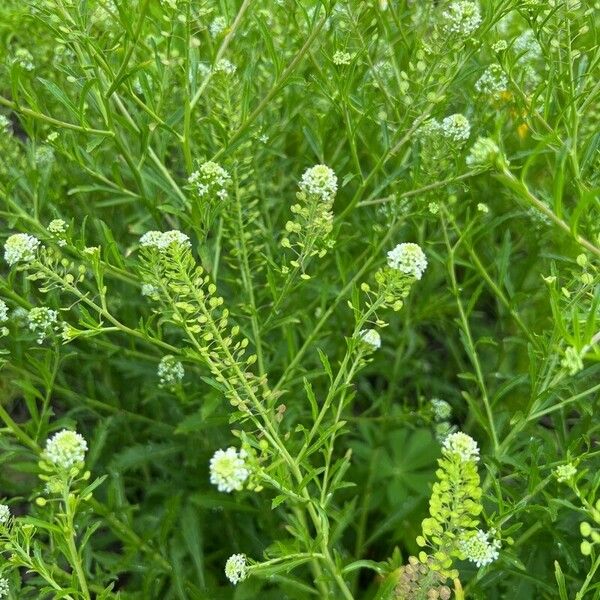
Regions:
[[209, 447, 249, 493], [459, 529, 501, 567], [213, 58, 237, 75], [139, 230, 191, 252], [210, 16, 227, 37], [43, 429, 88, 469], [0, 115, 10, 134], [188, 161, 231, 201], [475, 64, 508, 96], [0, 504, 10, 525], [554, 463, 577, 483], [27, 307, 59, 344], [4, 233, 41, 266], [225, 553, 248, 585], [441, 113, 471, 143], [141, 283, 159, 298], [441, 1, 482, 37], [386, 243, 427, 280], [48, 218, 67, 235], [359, 329, 381, 350], [0, 300, 8, 323], [299, 164, 338, 202], [442, 431, 480, 463], [0, 577, 8, 599], [158, 355, 185, 387]]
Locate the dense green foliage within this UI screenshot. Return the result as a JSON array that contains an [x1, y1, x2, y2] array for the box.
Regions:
[[0, 0, 599, 598]]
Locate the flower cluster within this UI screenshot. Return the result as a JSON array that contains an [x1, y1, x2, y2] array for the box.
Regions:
[[554, 463, 577, 483], [358, 328, 381, 350], [0, 504, 10, 525], [298, 164, 338, 203], [0, 114, 10, 133], [188, 161, 231, 202], [561, 346, 583, 376], [157, 355, 185, 388], [394, 556, 451, 600], [139, 230, 191, 251], [225, 553, 248, 585], [210, 16, 227, 37], [209, 447, 250, 493], [333, 50, 353, 65], [440, 1, 482, 37], [213, 58, 237, 76], [4, 233, 41, 266], [0, 300, 8, 323], [431, 398, 452, 421], [387, 243, 428, 280], [459, 529, 501, 567], [27, 307, 59, 344], [281, 165, 338, 276], [440, 113, 471, 143], [0, 578, 8, 599], [475, 64, 508, 96], [43, 429, 88, 469], [442, 431, 480, 462]]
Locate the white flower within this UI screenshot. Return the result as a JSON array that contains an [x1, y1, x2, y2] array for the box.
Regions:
[[299, 164, 338, 202], [441, 1, 482, 37], [0, 577, 8, 599], [0, 115, 10, 133], [475, 65, 508, 95], [48, 218, 67, 234], [554, 463, 577, 483], [141, 283, 159, 298], [213, 58, 237, 75], [440, 114, 471, 143], [209, 447, 249, 493], [0, 300, 8, 323], [386, 243, 427, 280], [139, 230, 191, 251], [0, 504, 10, 525], [158, 355, 185, 387], [513, 30, 542, 64], [188, 161, 231, 201], [4, 233, 41, 266], [459, 529, 501, 567], [442, 431, 480, 463], [225, 553, 248, 585], [27, 307, 58, 344], [43, 429, 88, 469], [431, 398, 452, 421], [359, 329, 381, 350], [333, 50, 353, 65], [210, 16, 227, 37], [14, 48, 34, 71]]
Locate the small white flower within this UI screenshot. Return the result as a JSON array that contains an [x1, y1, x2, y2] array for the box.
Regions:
[[442, 431, 480, 463], [460, 529, 501, 567], [0, 300, 8, 323], [139, 230, 191, 251], [299, 164, 338, 202], [554, 463, 577, 483], [441, 1, 482, 37], [210, 16, 227, 37], [188, 161, 231, 201], [466, 137, 500, 168], [225, 553, 248, 585], [158, 355, 185, 387], [441, 113, 471, 143], [359, 329, 381, 350], [43, 429, 88, 469], [210, 447, 249, 493], [0, 115, 10, 133], [386, 243, 428, 280], [0, 577, 8, 598], [213, 58, 237, 75], [48, 218, 67, 234], [0, 504, 10, 525], [4, 233, 41, 266], [27, 307, 58, 344], [475, 64, 508, 95]]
